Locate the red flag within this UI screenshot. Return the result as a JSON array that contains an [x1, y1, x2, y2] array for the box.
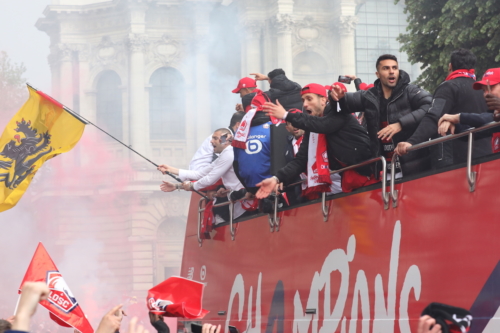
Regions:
[[147, 276, 209, 319], [19, 243, 94, 333]]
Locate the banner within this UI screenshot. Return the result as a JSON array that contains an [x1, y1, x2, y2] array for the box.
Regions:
[[19, 242, 94, 333], [0, 85, 85, 212], [147, 276, 209, 319]]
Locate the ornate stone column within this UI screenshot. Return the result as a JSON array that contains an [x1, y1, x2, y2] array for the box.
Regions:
[[192, 4, 212, 145], [275, 14, 294, 80], [76, 45, 91, 118], [128, 34, 150, 165], [47, 50, 61, 99], [240, 21, 262, 79], [335, 16, 359, 78], [59, 44, 74, 108]]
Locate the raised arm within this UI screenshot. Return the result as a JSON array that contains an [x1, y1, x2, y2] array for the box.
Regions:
[[285, 104, 350, 134]]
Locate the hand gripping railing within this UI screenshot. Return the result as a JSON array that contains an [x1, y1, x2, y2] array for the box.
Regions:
[[390, 121, 500, 207]]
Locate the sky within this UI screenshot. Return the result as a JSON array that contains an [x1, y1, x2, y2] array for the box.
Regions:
[[0, 0, 52, 92]]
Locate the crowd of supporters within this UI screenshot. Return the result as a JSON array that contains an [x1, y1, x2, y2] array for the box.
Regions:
[[2, 282, 474, 333], [157, 48, 500, 224]]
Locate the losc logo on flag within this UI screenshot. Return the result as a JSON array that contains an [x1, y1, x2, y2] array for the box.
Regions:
[[46, 271, 78, 313]]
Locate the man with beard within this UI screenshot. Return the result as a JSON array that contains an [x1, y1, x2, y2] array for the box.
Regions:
[[331, 54, 432, 177], [256, 84, 373, 200]]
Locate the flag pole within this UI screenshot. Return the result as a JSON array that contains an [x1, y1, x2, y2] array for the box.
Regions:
[[13, 294, 20, 315], [26, 83, 210, 200]]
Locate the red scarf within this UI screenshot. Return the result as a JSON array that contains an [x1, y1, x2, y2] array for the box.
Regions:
[[445, 69, 476, 81], [293, 136, 303, 156], [302, 132, 331, 197], [232, 91, 284, 149], [201, 200, 214, 239]]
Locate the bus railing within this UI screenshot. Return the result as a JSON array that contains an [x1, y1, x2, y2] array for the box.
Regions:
[[390, 120, 500, 207], [196, 120, 500, 244], [196, 156, 389, 244]]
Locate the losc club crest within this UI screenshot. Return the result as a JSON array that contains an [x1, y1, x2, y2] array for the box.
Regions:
[[46, 271, 78, 313]]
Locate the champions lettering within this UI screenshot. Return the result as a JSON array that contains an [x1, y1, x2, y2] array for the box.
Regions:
[[225, 221, 421, 333]]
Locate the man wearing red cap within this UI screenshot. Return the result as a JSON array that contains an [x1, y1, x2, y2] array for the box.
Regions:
[[257, 83, 372, 199], [435, 68, 500, 152], [395, 49, 492, 165], [331, 54, 432, 177], [232, 77, 259, 112]]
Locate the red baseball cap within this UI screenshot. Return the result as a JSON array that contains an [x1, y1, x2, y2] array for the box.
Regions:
[[301, 83, 328, 97], [232, 77, 257, 93], [473, 68, 500, 90], [359, 83, 374, 90], [325, 82, 347, 93]]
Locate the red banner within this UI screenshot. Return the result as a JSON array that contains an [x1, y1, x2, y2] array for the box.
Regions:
[[147, 276, 208, 319], [19, 243, 94, 333]]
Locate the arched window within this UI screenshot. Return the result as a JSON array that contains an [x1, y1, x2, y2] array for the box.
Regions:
[[293, 51, 329, 87], [294, 51, 328, 75], [96, 71, 122, 140], [355, 0, 419, 84], [149, 67, 186, 140]]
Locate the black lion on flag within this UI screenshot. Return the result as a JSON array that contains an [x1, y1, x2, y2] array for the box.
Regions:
[[0, 119, 53, 189]]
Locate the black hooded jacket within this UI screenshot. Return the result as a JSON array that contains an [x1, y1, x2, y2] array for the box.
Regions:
[[275, 101, 372, 184], [241, 74, 303, 111], [338, 70, 432, 175], [266, 74, 303, 110]]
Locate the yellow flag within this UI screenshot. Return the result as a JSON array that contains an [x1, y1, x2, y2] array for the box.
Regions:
[[0, 85, 85, 212]]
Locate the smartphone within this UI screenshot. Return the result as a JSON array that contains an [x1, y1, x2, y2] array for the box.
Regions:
[[487, 79, 492, 94], [338, 75, 352, 84], [220, 133, 229, 144], [191, 324, 239, 333]]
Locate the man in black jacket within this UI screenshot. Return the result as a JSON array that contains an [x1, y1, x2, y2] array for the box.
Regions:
[[256, 84, 372, 199], [331, 54, 432, 176], [395, 49, 492, 165], [250, 69, 303, 111]]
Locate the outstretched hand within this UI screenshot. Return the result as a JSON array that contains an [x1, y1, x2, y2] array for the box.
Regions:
[[160, 181, 176, 192], [256, 177, 280, 199], [96, 304, 126, 333], [250, 73, 269, 81], [263, 100, 287, 119]]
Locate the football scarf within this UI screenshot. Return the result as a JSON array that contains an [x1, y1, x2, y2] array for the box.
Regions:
[[303, 132, 331, 197]]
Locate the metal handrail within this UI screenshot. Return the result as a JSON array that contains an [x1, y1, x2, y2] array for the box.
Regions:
[[197, 196, 245, 243], [389, 121, 500, 206]]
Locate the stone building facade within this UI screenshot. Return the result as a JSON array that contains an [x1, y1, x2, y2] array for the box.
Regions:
[[34, 0, 415, 298]]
